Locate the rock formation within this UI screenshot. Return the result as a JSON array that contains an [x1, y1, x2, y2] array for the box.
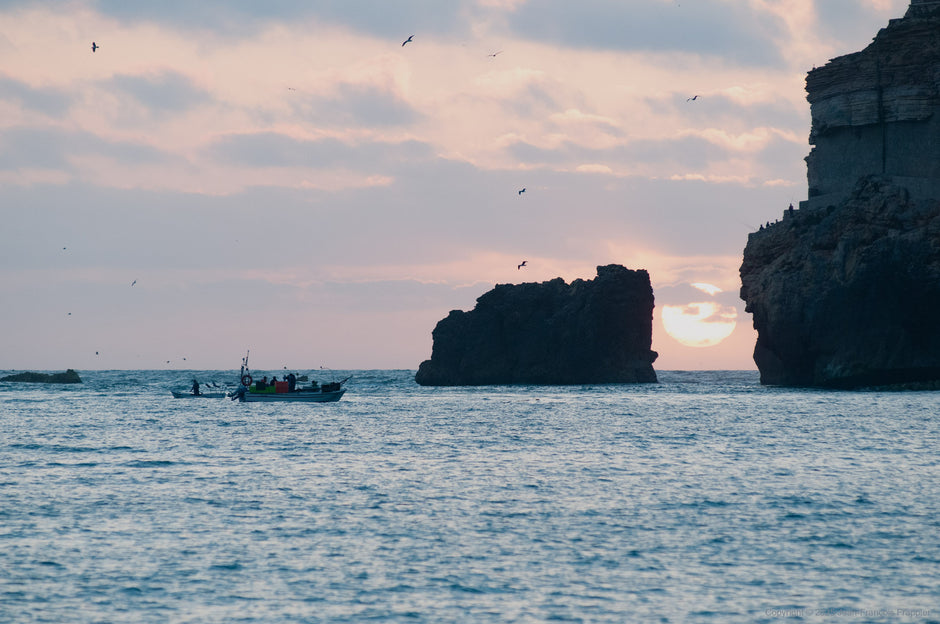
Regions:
[[740, 1, 940, 387], [0, 369, 82, 383], [415, 264, 658, 386]]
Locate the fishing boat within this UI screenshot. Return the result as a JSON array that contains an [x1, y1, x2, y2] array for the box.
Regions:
[[230, 351, 348, 403]]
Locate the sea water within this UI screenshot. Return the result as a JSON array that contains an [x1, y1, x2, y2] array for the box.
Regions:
[[1, 370, 938, 623]]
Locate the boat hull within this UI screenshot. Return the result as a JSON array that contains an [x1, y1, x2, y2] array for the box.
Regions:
[[171, 391, 227, 399], [239, 389, 346, 403]]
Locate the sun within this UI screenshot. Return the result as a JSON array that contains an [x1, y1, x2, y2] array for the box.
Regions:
[[661, 283, 738, 348]]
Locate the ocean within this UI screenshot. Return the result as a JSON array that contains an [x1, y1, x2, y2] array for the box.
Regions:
[[1, 370, 938, 623]]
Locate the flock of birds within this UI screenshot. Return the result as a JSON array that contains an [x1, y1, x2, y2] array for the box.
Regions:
[[78, 29, 705, 361]]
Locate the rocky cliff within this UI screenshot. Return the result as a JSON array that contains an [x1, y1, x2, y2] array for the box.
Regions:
[[0, 369, 82, 383], [804, 1, 940, 208], [415, 264, 658, 386], [740, 2, 940, 387], [741, 176, 940, 387]]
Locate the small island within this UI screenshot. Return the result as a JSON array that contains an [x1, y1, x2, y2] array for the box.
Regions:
[[416, 264, 658, 386], [0, 369, 83, 384]]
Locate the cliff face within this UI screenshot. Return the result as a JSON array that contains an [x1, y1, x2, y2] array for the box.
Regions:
[[741, 176, 940, 387], [804, 2, 940, 207], [415, 264, 658, 386], [740, 2, 940, 387]]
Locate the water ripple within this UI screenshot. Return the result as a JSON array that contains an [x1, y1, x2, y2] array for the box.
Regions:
[[0, 370, 938, 622]]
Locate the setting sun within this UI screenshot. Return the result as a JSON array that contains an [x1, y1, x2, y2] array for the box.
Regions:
[[662, 301, 738, 347]]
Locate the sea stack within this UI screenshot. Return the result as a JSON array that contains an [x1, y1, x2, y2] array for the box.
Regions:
[[415, 264, 658, 386], [740, 1, 940, 387]]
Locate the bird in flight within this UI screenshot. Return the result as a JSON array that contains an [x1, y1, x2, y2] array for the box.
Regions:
[[402, 35, 414, 47], [687, 95, 699, 101], [91, 42, 98, 52], [131, 279, 137, 286], [518, 188, 526, 195], [517, 260, 527, 269], [488, 50, 502, 57]]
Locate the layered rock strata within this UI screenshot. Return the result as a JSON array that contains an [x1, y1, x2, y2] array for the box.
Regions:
[[740, 2, 940, 387], [415, 264, 658, 386], [803, 1, 940, 209]]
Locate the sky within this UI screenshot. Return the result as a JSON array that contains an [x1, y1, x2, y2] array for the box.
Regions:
[[0, 0, 910, 372]]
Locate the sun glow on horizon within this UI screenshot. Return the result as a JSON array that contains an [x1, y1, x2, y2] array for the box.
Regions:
[[661, 301, 738, 348]]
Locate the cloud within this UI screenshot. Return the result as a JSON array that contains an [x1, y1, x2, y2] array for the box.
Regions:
[[506, 0, 786, 66], [90, 0, 472, 39], [506, 134, 739, 173], [290, 82, 422, 128], [106, 70, 212, 117], [658, 91, 809, 131], [814, 0, 908, 52], [205, 132, 433, 170], [0, 127, 171, 172], [0, 74, 72, 117]]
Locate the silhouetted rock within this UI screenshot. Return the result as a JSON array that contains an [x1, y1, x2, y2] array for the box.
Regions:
[[740, 2, 940, 387], [742, 176, 940, 387], [0, 369, 82, 384], [415, 264, 658, 386]]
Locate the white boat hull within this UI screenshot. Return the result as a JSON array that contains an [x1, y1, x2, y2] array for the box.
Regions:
[[239, 389, 346, 403], [171, 391, 227, 399]]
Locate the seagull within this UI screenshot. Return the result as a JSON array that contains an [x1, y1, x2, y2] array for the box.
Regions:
[[687, 95, 699, 101], [517, 260, 527, 269], [402, 35, 414, 47], [91, 42, 98, 52], [488, 50, 503, 57], [518, 188, 526, 195], [131, 280, 136, 286]]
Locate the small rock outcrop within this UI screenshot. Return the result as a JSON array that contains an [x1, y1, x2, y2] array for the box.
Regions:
[[0, 369, 83, 384], [740, 1, 940, 387], [415, 264, 658, 386]]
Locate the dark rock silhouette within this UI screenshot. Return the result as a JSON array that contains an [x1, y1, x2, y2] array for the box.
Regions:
[[1, 369, 82, 383], [415, 264, 658, 386], [741, 2, 940, 387], [742, 176, 940, 387]]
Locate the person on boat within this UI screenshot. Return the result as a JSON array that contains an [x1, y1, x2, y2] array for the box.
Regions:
[[192, 378, 200, 396], [287, 372, 296, 392], [258, 376, 268, 390]]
